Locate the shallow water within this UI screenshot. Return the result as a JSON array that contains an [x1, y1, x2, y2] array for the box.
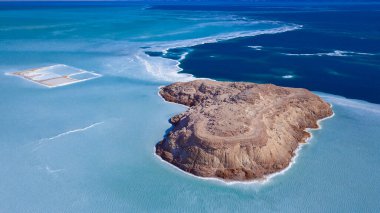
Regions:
[[0, 2, 380, 212]]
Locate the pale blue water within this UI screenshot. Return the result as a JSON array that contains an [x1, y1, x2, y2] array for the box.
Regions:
[[0, 3, 379, 212]]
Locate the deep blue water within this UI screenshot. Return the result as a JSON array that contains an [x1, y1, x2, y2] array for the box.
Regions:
[[158, 4, 380, 103]]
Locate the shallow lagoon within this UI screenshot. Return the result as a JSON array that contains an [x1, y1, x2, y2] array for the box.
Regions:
[[1, 72, 380, 212]]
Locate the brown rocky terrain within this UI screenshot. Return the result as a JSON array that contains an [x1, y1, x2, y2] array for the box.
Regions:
[[156, 80, 333, 181]]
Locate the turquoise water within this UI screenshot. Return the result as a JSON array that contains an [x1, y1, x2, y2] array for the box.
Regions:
[[1, 3, 380, 212]]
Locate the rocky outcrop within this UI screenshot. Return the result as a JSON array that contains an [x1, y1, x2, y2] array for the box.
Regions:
[[156, 80, 333, 181]]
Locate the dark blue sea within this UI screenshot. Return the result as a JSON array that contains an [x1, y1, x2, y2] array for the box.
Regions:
[[154, 3, 380, 103]]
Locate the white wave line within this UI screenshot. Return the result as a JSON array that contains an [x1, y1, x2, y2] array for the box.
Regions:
[[46, 166, 65, 174], [248, 45, 263, 50], [148, 25, 301, 52], [283, 50, 376, 57], [39, 121, 104, 143], [139, 25, 301, 82]]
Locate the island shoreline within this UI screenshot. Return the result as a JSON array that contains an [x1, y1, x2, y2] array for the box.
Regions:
[[153, 111, 334, 186], [155, 82, 335, 184]]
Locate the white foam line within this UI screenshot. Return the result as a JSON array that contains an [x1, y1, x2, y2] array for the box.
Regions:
[[135, 53, 196, 82], [248, 46, 263, 50], [140, 25, 301, 82], [31, 122, 104, 152], [39, 121, 104, 142], [179, 51, 189, 61], [282, 75, 294, 79], [45, 166, 65, 174], [32, 122, 104, 152], [150, 25, 301, 53], [283, 50, 376, 57]]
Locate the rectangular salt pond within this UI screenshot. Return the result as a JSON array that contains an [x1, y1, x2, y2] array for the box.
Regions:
[[8, 64, 101, 88]]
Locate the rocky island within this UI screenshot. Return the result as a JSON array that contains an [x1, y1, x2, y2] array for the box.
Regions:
[[156, 80, 333, 181]]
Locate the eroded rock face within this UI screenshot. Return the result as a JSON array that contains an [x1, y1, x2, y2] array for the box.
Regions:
[[156, 80, 333, 181]]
